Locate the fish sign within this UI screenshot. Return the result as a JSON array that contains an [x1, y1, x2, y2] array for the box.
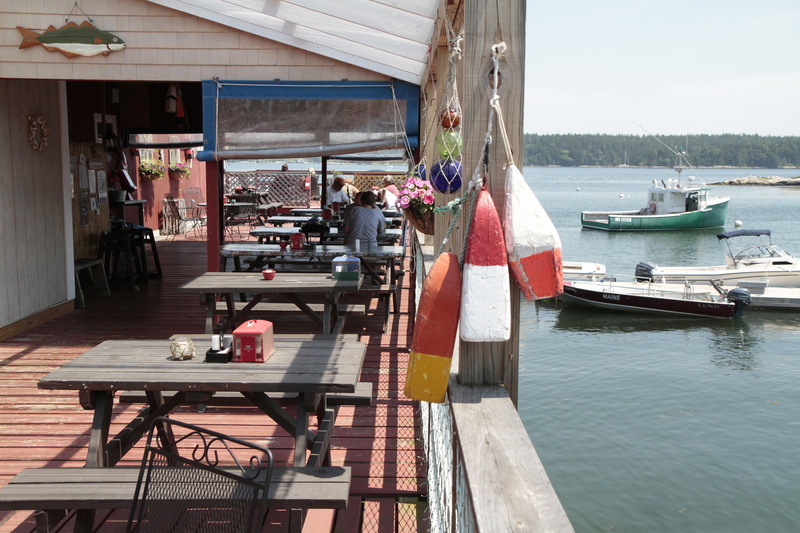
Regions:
[[17, 21, 125, 58]]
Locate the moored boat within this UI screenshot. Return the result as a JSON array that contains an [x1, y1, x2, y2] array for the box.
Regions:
[[562, 261, 606, 281], [561, 278, 750, 318], [581, 148, 729, 231], [634, 229, 800, 288]]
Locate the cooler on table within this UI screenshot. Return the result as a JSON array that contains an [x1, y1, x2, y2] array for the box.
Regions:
[[332, 255, 360, 280], [290, 232, 306, 250], [232, 320, 274, 362]]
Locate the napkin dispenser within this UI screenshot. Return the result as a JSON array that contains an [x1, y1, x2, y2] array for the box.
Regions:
[[232, 320, 274, 362], [290, 232, 306, 250], [332, 255, 360, 280]]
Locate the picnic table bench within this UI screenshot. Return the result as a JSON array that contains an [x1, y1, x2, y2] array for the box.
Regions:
[[0, 465, 351, 533]]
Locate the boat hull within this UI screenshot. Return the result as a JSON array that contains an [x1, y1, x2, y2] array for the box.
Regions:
[[561, 282, 735, 318], [581, 198, 729, 231]]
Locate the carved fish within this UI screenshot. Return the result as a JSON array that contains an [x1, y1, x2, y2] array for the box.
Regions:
[[17, 21, 125, 58]]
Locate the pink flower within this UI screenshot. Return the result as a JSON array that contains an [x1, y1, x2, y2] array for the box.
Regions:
[[423, 192, 435, 204], [398, 196, 410, 209]]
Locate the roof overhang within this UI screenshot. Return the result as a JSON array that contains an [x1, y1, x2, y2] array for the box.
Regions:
[[145, 0, 439, 85]]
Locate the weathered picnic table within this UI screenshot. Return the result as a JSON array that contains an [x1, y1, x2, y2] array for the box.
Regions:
[[220, 243, 405, 284], [178, 271, 362, 334], [26, 335, 366, 532]]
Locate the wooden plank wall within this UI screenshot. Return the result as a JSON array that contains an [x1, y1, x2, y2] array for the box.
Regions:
[[0, 0, 385, 83], [70, 142, 110, 259], [0, 79, 67, 328]]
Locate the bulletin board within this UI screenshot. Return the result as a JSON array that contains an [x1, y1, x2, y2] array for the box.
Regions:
[[70, 142, 110, 259]]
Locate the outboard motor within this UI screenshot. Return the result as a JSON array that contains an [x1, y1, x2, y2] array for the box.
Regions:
[[634, 262, 658, 282], [727, 288, 751, 317]]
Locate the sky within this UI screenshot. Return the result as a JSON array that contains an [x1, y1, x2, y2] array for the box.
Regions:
[[523, 0, 800, 136]]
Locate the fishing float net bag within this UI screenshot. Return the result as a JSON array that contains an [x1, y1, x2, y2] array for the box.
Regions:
[[199, 80, 420, 160]]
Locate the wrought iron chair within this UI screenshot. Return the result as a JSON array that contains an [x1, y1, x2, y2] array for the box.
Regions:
[[225, 192, 258, 240], [126, 417, 273, 533], [164, 194, 204, 239], [182, 187, 207, 235]]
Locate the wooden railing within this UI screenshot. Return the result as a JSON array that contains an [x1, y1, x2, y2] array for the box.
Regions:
[[411, 230, 574, 533]]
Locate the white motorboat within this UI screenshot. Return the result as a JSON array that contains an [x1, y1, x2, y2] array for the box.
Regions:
[[563, 261, 606, 281], [634, 229, 800, 288]]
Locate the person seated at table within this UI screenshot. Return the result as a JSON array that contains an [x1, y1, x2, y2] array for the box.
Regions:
[[327, 176, 350, 205], [343, 176, 360, 201], [344, 190, 385, 248], [379, 185, 399, 211]]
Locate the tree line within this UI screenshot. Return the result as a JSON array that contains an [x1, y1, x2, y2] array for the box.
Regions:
[[522, 134, 800, 168]]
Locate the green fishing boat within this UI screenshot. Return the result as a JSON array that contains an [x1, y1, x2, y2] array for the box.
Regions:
[[581, 148, 729, 231]]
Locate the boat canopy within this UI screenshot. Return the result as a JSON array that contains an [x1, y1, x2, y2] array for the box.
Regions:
[[716, 229, 771, 240]]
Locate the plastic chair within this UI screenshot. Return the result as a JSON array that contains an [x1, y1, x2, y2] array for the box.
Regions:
[[126, 417, 273, 533]]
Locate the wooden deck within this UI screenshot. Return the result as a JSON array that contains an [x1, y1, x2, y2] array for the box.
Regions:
[[0, 233, 425, 532]]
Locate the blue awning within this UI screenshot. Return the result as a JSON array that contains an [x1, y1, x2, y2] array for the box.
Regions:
[[197, 79, 419, 162]]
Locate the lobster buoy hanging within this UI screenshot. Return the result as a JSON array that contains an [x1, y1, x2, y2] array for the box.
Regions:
[[504, 164, 563, 300], [404, 252, 462, 403], [461, 187, 511, 342]]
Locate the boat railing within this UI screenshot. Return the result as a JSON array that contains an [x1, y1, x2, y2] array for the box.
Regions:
[[411, 230, 574, 533], [609, 275, 722, 301]]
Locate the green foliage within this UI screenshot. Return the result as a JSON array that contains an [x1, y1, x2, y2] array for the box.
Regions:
[[522, 134, 800, 168]]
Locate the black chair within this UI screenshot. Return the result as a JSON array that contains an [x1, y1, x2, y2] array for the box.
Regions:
[[126, 417, 273, 533]]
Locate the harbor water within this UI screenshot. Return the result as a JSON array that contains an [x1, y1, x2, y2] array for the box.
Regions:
[[519, 167, 800, 533]]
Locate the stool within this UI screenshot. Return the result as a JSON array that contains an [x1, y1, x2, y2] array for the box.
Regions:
[[73, 258, 111, 308], [99, 230, 145, 289], [132, 225, 162, 279]]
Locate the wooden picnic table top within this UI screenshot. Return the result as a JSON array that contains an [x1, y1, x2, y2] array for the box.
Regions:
[[220, 243, 404, 259], [177, 271, 361, 295], [38, 336, 367, 394]]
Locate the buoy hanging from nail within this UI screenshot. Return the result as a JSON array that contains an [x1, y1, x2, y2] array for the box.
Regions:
[[404, 252, 462, 403], [504, 164, 563, 300], [460, 187, 511, 341]]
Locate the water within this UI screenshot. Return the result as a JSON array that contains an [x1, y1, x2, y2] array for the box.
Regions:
[[518, 167, 800, 533]]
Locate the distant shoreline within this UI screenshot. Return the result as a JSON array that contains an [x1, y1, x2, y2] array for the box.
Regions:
[[710, 176, 800, 186]]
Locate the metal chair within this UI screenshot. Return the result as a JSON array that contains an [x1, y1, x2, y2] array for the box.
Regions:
[[225, 193, 258, 240], [164, 194, 204, 239], [182, 187, 207, 235], [126, 417, 273, 533]]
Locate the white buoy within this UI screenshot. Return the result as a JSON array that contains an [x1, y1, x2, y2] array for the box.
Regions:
[[735, 220, 743, 228], [576, 187, 581, 191]]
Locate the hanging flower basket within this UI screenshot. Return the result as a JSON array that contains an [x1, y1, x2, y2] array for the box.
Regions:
[[169, 161, 191, 180], [139, 161, 166, 181], [169, 169, 190, 180], [403, 206, 435, 235], [398, 174, 436, 235]]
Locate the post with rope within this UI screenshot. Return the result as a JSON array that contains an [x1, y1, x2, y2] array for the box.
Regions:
[[459, 0, 525, 404]]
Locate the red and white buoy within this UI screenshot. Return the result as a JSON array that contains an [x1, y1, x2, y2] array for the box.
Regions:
[[503, 164, 563, 300], [460, 186, 511, 341]]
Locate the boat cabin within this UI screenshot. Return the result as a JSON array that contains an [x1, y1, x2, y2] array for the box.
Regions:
[[646, 178, 709, 215]]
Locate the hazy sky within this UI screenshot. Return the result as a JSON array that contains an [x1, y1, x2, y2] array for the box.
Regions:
[[524, 1, 800, 135]]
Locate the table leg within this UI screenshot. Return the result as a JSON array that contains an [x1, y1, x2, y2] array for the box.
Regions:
[[74, 391, 113, 533], [294, 396, 308, 466]]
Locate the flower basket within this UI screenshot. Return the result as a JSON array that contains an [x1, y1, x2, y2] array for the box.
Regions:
[[169, 169, 190, 180], [403, 206, 435, 235], [398, 173, 436, 235], [139, 162, 166, 181], [139, 170, 162, 181]]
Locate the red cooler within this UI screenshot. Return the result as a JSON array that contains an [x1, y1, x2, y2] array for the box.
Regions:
[[232, 320, 274, 362]]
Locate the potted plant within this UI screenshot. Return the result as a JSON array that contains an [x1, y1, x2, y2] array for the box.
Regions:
[[168, 161, 191, 180], [398, 172, 436, 235], [138, 161, 166, 181]]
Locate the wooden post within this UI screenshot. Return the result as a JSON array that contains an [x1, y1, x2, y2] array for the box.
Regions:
[[206, 161, 221, 272], [457, 0, 525, 405]]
